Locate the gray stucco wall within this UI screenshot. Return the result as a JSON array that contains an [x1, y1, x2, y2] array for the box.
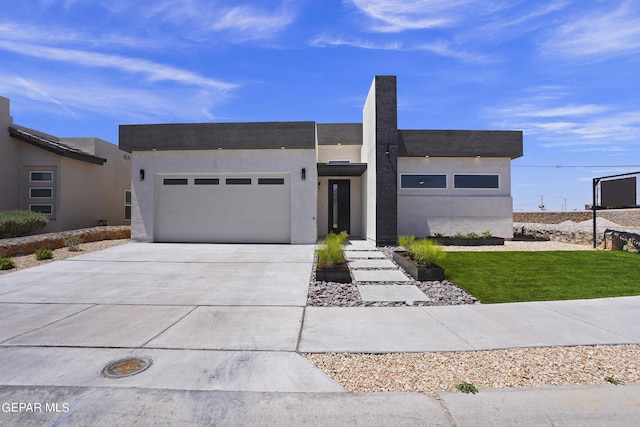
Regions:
[[0, 97, 20, 211]]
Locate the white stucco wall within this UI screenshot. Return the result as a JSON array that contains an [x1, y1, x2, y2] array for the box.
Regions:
[[397, 157, 514, 238], [317, 145, 362, 163], [130, 148, 317, 244], [362, 80, 377, 243], [316, 176, 363, 238]]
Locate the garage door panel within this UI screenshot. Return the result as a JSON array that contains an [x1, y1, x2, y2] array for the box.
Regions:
[[155, 174, 291, 243]]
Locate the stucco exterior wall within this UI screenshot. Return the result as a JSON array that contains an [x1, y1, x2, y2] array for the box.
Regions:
[[362, 79, 377, 243], [0, 97, 20, 211], [397, 157, 514, 238], [317, 176, 363, 238], [317, 145, 362, 163], [130, 149, 317, 244]]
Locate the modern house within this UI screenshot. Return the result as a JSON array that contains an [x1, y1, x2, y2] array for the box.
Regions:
[[0, 96, 132, 233], [120, 76, 523, 245]]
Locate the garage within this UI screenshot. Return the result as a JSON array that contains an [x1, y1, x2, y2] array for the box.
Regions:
[[154, 173, 291, 243]]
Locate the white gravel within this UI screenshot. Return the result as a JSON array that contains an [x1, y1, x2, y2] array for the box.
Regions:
[[443, 240, 596, 252]]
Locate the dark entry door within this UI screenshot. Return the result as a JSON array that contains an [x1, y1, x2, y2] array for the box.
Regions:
[[328, 180, 350, 234]]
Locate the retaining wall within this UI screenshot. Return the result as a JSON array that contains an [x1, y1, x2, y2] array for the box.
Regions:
[[0, 226, 130, 257], [513, 209, 640, 227]]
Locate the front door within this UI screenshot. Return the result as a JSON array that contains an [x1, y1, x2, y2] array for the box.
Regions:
[[328, 180, 350, 234]]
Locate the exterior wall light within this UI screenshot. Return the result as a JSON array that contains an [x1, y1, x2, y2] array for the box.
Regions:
[[139, 169, 145, 181], [302, 168, 306, 181]]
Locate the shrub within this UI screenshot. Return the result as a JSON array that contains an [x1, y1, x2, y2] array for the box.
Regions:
[[434, 232, 446, 238], [453, 231, 465, 238], [34, 248, 53, 261], [406, 238, 445, 267], [317, 231, 348, 269], [466, 232, 480, 239], [63, 235, 83, 251], [481, 230, 493, 239], [456, 382, 478, 394], [398, 235, 415, 248], [0, 210, 48, 238], [0, 257, 15, 270]]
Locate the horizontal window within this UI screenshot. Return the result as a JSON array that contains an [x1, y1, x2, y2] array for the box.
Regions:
[[258, 178, 285, 185], [29, 204, 53, 215], [226, 178, 251, 185], [454, 174, 499, 189], [163, 178, 188, 185], [194, 178, 220, 185], [401, 174, 446, 189], [30, 188, 53, 198], [30, 171, 53, 182]]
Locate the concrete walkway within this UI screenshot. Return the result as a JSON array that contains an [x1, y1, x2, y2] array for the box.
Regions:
[[0, 242, 638, 426]]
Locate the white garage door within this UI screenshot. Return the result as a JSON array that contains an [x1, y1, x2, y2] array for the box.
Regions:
[[155, 174, 291, 243]]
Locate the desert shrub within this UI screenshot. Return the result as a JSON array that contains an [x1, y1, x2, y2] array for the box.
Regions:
[[0, 257, 15, 270], [0, 210, 48, 238], [466, 232, 480, 239], [406, 238, 445, 267], [398, 235, 415, 247], [317, 231, 348, 269], [453, 231, 464, 238], [34, 248, 53, 261], [481, 230, 493, 238], [434, 232, 446, 238], [63, 235, 83, 251]]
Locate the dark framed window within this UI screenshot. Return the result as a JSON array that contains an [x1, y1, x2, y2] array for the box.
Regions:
[[400, 174, 446, 189], [163, 178, 188, 185], [226, 178, 252, 185], [454, 174, 499, 189], [30, 188, 53, 198], [124, 190, 132, 221], [29, 204, 53, 215], [258, 178, 285, 185], [30, 171, 53, 182], [194, 178, 220, 185]]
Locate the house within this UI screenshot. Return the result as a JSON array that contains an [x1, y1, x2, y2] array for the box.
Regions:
[[0, 96, 132, 233], [119, 76, 523, 245]]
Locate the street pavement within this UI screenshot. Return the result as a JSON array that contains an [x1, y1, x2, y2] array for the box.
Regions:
[[0, 242, 638, 426]]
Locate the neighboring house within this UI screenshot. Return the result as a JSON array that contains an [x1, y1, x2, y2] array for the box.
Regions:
[[0, 96, 132, 233], [120, 76, 523, 245]]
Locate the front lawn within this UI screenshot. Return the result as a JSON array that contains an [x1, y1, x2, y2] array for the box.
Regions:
[[438, 251, 640, 303]]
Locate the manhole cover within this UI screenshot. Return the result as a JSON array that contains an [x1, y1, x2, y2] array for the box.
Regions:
[[101, 357, 152, 378]]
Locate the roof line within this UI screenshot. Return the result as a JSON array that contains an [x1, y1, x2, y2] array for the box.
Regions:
[[8, 127, 107, 165]]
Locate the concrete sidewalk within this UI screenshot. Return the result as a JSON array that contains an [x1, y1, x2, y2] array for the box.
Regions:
[[0, 242, 638, 425]]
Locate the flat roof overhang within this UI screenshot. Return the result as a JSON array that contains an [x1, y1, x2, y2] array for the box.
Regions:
[[8, 127, 107, 165], [317, 163, 367, 176]]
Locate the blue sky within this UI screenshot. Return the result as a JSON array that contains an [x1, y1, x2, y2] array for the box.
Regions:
[[1, 0, 639, 211]]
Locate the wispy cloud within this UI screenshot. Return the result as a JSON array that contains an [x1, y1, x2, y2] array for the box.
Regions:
[[310, 35, 402, 50], [541, 0, 640, 59]]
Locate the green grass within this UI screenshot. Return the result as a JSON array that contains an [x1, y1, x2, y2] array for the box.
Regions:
[[439, 251, 640, 303]]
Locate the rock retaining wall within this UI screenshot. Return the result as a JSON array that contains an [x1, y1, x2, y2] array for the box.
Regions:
[[513, 209, 640, 227], [0, 226, 130, 257], [514, 222, 640, 248]]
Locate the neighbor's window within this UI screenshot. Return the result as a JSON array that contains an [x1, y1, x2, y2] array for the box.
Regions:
[[454, 174, 499, 189], [30, 171, 53, 182], [29, 204, 53, 215], [124, 190, 132, 221], [30, 188, 53, 198], [401, 174, 446, 189]]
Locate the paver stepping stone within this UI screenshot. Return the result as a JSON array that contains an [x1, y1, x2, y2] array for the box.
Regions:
[[352, 270, 411, 282], [348, 259, 397, 269], [357, 285, 430, 302]]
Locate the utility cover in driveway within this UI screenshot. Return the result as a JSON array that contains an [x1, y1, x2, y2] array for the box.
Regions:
[[155, 173, 291, 243]]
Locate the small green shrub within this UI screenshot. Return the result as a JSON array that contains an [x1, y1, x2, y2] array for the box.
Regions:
[[481, 230, 493, 238], [34, 248, 53, 261], [466, 232, 480, 239], [434, 232, 446, 238], [456, 382, 478, 394], [453, 231, 465, 238], [0, 210, 48, 238], [398, 235, 415, 247], [406, 238, 445, 267], [0, 257, 15, 270], [605, 375, 623, 385], [63, 235, 83, 252], [317, 231, 348, 269]]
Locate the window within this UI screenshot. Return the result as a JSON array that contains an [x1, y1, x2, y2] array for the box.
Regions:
[[163, 178, 188, 185], [454, 174, 499, 189], [226, 178, 251, 185], [124, 190, 132, 221], [30, 188, 53, 198], [30, 171, 53, 182], [401, 174, 446, 189], [258, 178, 285, 185], [29, 204, 53, 215], [194, 178, 220, 185]]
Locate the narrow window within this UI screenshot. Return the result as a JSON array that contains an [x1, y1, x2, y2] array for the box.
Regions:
[[30, 188, 53, 198], [29, 204, 53, 215], [400, 174, 446, 189], [258, 178, 285, 185], [163, 178, 188, 185], [194, 178, 220, 185], [124, 190, 132, 220], [30, 171, 53, 182], [226, 178, 252, 185], [454, 174, 499, 189]]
